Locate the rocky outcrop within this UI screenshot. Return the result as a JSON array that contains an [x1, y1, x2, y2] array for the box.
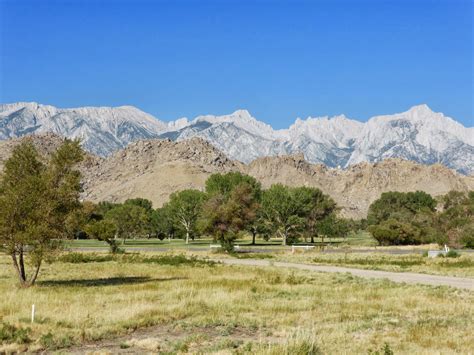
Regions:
[[1, 134, 472, 218]]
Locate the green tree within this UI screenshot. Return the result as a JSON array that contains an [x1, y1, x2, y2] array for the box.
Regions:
[[152, 204, 177, 240], [261, 184, 315, 245], [437, 190, 474, 248], [84, 219, 119, 253], [305, 189, 337, 243], [317, 214, 351, 243], [367, 191, 436, 225], [124, 198, 153, 213], [200, 173, 261, 251], [105, 204, 149, 244], [167, 189, 206, 244], [205, 172, 261, 198], [65, 201, 101, 239], [124, 198, 154, 237], [0, 139, 83, 287]]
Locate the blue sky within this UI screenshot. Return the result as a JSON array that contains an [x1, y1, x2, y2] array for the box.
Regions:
[[1, 0, 472, 127]]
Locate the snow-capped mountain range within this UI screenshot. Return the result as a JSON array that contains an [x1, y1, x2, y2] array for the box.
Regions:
[[1, 102, 473, 174]]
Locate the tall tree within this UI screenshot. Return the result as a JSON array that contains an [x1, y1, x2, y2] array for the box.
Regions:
[[152, 204, 177, 240], [305, 188, 337, 243], [167, 189, 206, 244], [105, 204, 149, 244], [0, 139, 83, 287], [200, 173, 261, 251], [261, 184, 314, 245]]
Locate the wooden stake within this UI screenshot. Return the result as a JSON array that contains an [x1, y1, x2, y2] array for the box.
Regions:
[[31, 304, 35, 323]]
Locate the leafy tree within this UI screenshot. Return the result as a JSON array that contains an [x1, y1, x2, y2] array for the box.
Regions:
[[124, 198, 153, 213], [305, 189, 337, 243], [105, 204, 149, 243], [167, 189, 206, 244], [367, 191, 436, 225], [368, 219, 422, 245], [152, 204, 177, 240], [124, 198, 155, 236], [84, 219, 119, 253], [317, 214, 350, 243], [65, 201, 101, 239], [205, 172, 261, 198], [437, 190, 474, 248], [261, 184, 315, 245], [0, 139, 83, 287], [96, 201, 120, 216], [366, 191, 438, 246], [248, 213, 271, 245], [200, 173, 260, 251]]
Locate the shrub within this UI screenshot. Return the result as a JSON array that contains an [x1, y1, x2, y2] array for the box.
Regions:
[[446, 250, 460, 258], [460, 225, 474, 248], [368, 219, 423, 245], [56, 253, 114, 263], [137, 254, 216, 267], [39, 332, 74, 349], [0, 323, 31, 344]]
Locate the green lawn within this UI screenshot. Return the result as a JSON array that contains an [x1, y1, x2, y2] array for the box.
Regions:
[[65, 231, 378, 250]]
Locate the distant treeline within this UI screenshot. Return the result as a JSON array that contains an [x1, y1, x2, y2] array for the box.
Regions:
[[72, 172, 358, 252], [72, 176, 474, 252]]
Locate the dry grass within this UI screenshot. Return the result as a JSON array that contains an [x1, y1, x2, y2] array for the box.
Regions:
[[0, 252, 473, 354], [269, 250, 474, 277]]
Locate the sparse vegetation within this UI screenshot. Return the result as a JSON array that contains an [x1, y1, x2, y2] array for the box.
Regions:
[[0, 253, 472, 353]]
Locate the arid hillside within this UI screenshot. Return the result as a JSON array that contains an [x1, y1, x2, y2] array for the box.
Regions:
[[1, 134, 472, 218]]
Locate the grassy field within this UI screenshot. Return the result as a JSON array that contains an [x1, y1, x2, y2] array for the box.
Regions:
[[64, 231, 378, 250], [0, 252, 473, 354], [270, 251, 474, 278]]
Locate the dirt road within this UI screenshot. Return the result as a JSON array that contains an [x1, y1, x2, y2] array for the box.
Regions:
[[216, 258, 474, 290]]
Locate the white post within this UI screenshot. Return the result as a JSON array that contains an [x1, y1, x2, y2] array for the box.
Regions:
[[31, 304, 35, 323]]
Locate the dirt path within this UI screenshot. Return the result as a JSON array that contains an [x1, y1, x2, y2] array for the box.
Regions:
[[216, 258, 474, 290]]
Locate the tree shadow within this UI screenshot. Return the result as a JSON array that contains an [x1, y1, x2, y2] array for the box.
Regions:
[[38, 276, 187, 287]]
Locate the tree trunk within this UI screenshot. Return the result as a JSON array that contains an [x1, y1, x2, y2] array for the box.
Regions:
[[251, 231, 256, 245], [11, 253, 27, 286], [19, 249, 26, 281], [27, 261, 42, 287], [311, 235, 314, 243], [185, 230, 189, 244], [282, 231, 287, 246]]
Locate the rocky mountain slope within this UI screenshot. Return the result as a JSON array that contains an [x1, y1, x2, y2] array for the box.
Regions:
[[1, 134, 472, 218], [1, 102, 473, 174], [0, 102, 167, 156]]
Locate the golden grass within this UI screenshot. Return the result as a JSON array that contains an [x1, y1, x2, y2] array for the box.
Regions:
[[0, 252, 473, 354], [269, 250, 474, 277]]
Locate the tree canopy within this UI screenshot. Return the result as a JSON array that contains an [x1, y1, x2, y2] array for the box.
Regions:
[[0, 139, 84, 286]]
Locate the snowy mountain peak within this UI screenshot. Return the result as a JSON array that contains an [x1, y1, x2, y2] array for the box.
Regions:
[[407, 103, 433, 115], [0, 102, 472, 174]]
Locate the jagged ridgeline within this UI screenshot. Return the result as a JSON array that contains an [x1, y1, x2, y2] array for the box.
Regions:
[[1, 102, 473, 174], [1, 134, 473, 219]]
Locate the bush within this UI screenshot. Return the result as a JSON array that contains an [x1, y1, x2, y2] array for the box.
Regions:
[[39, 332, 74, 349], [460, 225, 474, 248], [368, 219, 423, 245], [56, 253, 114, 263], [446, 250, 460, 258], [0, 323, 31, 344], [136, 254, 216, 267]]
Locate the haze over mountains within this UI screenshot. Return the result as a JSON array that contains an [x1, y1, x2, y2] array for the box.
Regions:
[[0, 102, 473, 174]]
